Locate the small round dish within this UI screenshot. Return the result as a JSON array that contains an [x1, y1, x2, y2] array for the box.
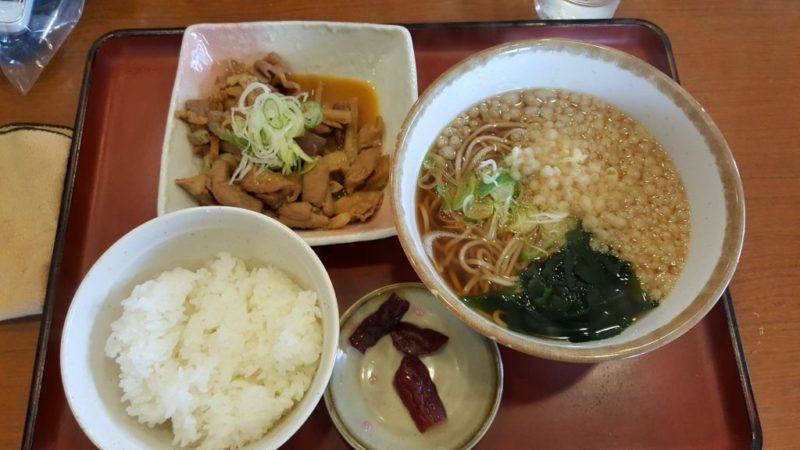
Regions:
[[324, 283, 502, 450]]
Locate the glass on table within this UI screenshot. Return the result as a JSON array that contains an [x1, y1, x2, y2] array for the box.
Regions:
[[534, 0, 621, 20]]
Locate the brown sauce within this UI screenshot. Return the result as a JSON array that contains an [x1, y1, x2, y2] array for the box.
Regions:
[[288, 73, 379, 126]]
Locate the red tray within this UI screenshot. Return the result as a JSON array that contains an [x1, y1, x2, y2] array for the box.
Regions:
[[23, 20, 761, 449]]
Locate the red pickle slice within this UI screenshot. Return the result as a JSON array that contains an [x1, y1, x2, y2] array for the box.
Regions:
[[390, 322, 449, 356], [393, 355, 447, 432], [349, 293, 410, 353]]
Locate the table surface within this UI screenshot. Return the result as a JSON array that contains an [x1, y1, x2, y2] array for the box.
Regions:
[[1, 1, 797, 449]]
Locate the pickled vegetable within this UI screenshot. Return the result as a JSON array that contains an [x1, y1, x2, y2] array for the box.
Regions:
[[393, 355, 447, 432], [390, 322, 449, 356], [349, 293, 410, 353]]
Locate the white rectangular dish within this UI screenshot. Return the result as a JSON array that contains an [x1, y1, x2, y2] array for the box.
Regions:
[[157, 21, 418, 246]]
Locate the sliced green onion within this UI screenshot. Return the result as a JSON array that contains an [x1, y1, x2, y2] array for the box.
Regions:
[[299, 157, 319, 175], [302, 100, 323, 129], [225, 81, 324, 180], [434, 183, 455, 211], [521, 249, 545, 261], [424, 153, 446, 171], [221, 132, 248, 149], [464, 198, 494, 221], [510, 208, 568, 234], [478, 170, 517, 200], [452, 173, 477, 211]]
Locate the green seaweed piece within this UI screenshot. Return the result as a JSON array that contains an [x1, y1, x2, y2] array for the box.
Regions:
[[462, 225, 658, 342]]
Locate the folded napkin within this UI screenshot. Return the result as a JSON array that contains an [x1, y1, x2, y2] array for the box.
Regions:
[[0, 124, 72, 321]]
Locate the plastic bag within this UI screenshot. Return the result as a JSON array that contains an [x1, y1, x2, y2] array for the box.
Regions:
[[0, 0, 84, 94]]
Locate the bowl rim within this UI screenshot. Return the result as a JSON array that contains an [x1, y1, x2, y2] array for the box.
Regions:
[[391, 38, 746, 362], [60, 206, 339, 449]]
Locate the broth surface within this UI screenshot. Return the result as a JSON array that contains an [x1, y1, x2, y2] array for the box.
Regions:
[[417, 88, 690, 301], [288, 73, 379, 126]]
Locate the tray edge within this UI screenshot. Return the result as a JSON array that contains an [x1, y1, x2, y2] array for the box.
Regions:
[[20, 29, 119, 450], [19, 19, 760, 450], [722, 292, 764, 449]]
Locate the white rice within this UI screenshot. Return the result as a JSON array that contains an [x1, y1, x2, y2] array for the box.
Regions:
[[105, 253, 322, 449]]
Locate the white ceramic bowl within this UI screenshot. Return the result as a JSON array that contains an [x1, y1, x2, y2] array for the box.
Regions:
[[325, 283, 502, 450], [158, 21, 418, 246], [392, 39, 745, 362], [60, 207, 339, 449]]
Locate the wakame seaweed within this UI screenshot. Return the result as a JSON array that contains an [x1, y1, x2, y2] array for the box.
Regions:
[[462, 225, 658, 342]]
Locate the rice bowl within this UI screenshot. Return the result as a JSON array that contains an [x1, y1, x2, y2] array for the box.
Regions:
[[105, 253, 322, 449], [60, 207, 338, 450]]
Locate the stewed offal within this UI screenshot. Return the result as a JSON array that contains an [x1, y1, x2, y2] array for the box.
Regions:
[[174, 52, 389, 230], [416, 88, 691, 342]]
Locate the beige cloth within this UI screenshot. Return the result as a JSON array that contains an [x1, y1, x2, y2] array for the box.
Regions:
[[0, 124, 72, 321]]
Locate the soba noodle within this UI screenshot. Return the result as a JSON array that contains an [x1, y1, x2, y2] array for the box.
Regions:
[[416, 88, 690, 307]]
